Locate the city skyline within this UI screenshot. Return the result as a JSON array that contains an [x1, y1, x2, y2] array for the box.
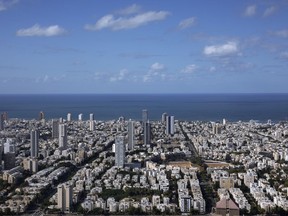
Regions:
[[1, 0, 288, 94]]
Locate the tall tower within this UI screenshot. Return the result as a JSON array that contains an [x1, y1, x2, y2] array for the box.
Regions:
[[67, 113, 72, 122], [144, 121, 151, 145], [30, 129, 39, 158], [0, 113, 4, 130], [52, 119, 59, 139], [89, 113, 95, 131], [166, 115, 175, 135], [59, 124, 67, 149], [128, 119, 134, 151], [57, 183, 73, 212], [162, 112, 167, 123], [78, 113, 83, 121], [115, 136, 125, 168], [39, 111, 45, 121], [142, 109, 148, 125]]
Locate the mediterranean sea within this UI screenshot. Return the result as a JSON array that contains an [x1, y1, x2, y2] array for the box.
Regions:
[[0, 94, 288, 122]]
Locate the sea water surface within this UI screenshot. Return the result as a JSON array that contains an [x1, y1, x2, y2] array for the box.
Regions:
[[0, 94, 288, 122]]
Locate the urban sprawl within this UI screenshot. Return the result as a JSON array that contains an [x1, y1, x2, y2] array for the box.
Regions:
[[0, 110, 288, 216]]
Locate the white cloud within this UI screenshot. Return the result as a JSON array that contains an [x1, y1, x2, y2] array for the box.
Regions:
[[263, 6, 276, 17], [143, 62, 166, 82], [244, 5, 256, 17], [150, 62, 165, 71], [203, 41, 239, 57], [179, 17, 196, 29], [109, 69, 129, 82], [0, 0, 18, 11], [117, 4, 141, 15], [16, 24, 67, 37], [85, 11, 170, 31], [181, 64, 197, 73], [273, 29, 288, 38]]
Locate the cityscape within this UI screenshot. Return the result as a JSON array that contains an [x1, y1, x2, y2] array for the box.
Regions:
[[1, 110, 288, 215], [1, 1, 288, 215]]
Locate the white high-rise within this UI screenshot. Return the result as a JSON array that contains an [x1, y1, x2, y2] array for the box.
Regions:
[[128, 119, 134, 151], [78, 113, 83, 121], [59, 124, 67, 149], [115, 136, 125, 167], [89, 113, 95, 131], [30, 129, 39, 158], [67, 113, 72, 122], [57, 183, 73, 212]]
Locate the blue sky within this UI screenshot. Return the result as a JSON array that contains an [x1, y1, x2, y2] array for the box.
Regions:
[[1, 0, 288, 94]]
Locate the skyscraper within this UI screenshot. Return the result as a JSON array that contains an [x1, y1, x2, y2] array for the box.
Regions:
[[57, 183, 73, 212], [39, 111, 45, 121], [144, 121, 151, 145], [166, 115, 175, 135], [67, 113, 72, 122], [115, 136, 125, 167], [30, 129, 39, 158], [59, 124, 67, 149], [78, 113, 83, 121], [142, 109, 148, 124], [0, 113, 4, 130], [128, 119, 134, 151], [3, 138, 16, 170], [162, 112, 167, 123], [89, 113, 95, 131], [52, 119, 59, 139]]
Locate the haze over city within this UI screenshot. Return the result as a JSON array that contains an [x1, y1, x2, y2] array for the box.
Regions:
[[1, 0, 288, 94]]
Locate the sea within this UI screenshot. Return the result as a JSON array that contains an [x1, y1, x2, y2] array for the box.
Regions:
[[0, 94, 288, 123]]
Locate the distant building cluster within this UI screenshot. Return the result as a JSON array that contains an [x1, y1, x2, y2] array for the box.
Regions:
[[1, 110, 288, 215]]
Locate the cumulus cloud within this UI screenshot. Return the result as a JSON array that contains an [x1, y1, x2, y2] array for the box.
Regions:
[[203, 41, 239, 57], [143, 62, 166, 82], [179, 17, 196, 29], [16, 24, 67, 37], [85, 11, 170, 31], [181, 64, 198, 73], [150, 62, 165, 71], [117, 4, 141, 15], [0, 0, 18, 11], [273, 29, 288, 38], [263, 6, 276, 17], [244, 5, 256, 17], [109, 69, 129, 82]]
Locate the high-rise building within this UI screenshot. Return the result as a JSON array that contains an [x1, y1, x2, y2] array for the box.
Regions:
[[59, 124, 67, 149], [52, 119, 59, 139], [57, 183, 73, 212], [128, 119, 134, 151], [115, 136, 125, 167], [144, 121, 151, 145], [142, 109, 148, 124], [162, 112, 167, 123], [89, 113, 95, 131], [39, 111, 45, 121], [67, 113, 72, 122], [3, 138, 16, 170], [30, 130, 39, 158], [166, 115, 175, 135], [0, 113, 4, 131], [78, 113, 83, 121]]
